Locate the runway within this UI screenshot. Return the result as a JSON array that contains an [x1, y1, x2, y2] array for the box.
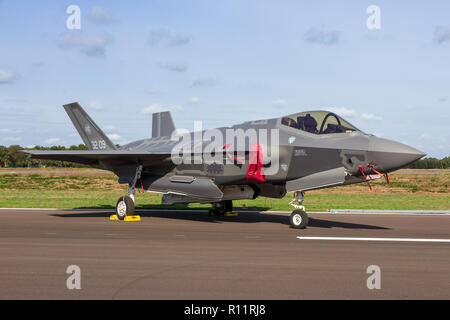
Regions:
[[0, 209, 449, 299]]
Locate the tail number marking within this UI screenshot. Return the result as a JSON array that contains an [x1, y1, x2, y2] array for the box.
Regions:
[[91, 140, 107, 150]]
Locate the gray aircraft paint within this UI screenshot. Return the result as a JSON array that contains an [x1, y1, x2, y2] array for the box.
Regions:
[[24, 103, 426, 205]]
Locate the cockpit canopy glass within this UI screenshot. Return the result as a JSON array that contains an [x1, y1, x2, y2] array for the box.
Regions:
[[281, 111, 360, 134]]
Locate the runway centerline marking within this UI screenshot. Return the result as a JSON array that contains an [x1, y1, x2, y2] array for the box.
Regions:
[[297, 236, 450, 243]]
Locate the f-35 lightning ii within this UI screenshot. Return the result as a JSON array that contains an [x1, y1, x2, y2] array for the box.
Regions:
[[24, 103, 425, 228]]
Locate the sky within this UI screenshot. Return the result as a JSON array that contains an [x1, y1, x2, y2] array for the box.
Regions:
[[0, 0, 449, 158]]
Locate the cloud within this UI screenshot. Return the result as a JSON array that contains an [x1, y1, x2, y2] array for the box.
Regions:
[[89, 6, 116, 24], [169, 105, 184, 111], [148, 28, 191, 47], [148, 29, 169, 47], [189, 97, 200, 104], [272, 99, 288, 106], [304, 27, 339, 45], [107, 133, 121, 141], [2, 98, 28, 103], [86, 101, 105, 110], [142, 103, 163, 114], [326, 107, 357, 118], [58, 31, 113, 56], [45, 138, 61, 144], [141, 103, 183, 114], [2, 137, 21, 142], [189, 77, 215, 88], [0, 69, 17, 84], [420, 133, 432, 139], [361, 113, 383, 121], [0, 128, 21, 134], [103, 125, 116, 132], [33, 128, 49, 134], [158, 61, 188, 72], [434, 26, 450, 44], [169, 33, 191, 46], [144, 87, 161, 94], [437, 97, 447, 103]]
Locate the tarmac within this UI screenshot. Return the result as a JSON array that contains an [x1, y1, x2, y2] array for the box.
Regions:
[[0, 208, 449, 299]]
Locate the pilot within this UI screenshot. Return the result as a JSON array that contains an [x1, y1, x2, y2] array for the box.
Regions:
[[303, 114, 318, 133]]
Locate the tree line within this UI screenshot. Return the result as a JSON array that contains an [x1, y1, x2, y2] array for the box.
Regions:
[[406, 156, 450, 169], [0, 144, 89, 168], [0, 144, 448, 169]]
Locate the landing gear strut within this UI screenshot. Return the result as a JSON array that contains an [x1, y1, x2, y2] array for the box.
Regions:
[[116, 165, 142, 220], [289, 191, 308, 229], [209, 200, 232, 216]]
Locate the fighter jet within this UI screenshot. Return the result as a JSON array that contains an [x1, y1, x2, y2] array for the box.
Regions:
[[24, 103, 425, 228]]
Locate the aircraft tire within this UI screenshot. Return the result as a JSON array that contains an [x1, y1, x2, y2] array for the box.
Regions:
[[290, 210, 308, 229], [213, 201, 227, 216], [116, 195, 135, 220], [224, 200, 233, 212]]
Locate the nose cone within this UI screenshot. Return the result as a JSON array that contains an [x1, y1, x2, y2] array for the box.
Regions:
[[368, 137, 426, 173]]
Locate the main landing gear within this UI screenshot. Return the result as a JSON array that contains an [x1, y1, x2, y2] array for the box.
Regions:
[[209, 200, 233, 216], [289, 191, 308, 229], [115, 165, 142, 220]]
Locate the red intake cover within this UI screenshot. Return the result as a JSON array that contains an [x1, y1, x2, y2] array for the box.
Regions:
[[246, 142, 266, 183]]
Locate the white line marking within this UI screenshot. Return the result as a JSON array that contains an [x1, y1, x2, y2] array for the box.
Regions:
[[297, 236, 450, 243], [328, 209, 450, 215]]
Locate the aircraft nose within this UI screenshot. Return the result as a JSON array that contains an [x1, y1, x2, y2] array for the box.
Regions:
[[368, 137, 426, 173]]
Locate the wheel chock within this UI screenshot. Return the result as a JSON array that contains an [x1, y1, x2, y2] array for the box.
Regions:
[[224, 211, 238, 217], [109, 214, 141, 221], [124, 215, 141, 221]]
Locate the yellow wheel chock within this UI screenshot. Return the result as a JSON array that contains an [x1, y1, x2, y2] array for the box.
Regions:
[[109, 214, 141, 221]]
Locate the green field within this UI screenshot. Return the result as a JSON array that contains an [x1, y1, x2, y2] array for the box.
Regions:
[[0, 169, 449, 211]]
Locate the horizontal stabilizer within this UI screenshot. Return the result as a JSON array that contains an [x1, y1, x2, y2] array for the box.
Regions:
[[23, 150, 170, 166]]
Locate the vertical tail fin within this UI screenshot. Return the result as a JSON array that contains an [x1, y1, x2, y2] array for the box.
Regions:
[[63, 102, 117, 150], [152, 111, 175, 138]]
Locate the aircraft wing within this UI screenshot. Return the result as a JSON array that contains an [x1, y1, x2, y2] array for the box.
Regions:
[[23, 150, 171, 166]]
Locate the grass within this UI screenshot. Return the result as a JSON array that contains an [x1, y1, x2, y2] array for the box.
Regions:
[[0, 168, 449, 211], [0, 190, 448, 211]]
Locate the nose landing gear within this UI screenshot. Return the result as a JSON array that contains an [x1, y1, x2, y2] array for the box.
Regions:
[[289, 191, 308, 229]]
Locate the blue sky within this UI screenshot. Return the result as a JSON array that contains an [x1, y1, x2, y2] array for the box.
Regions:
[[0, 0, 449, 157]]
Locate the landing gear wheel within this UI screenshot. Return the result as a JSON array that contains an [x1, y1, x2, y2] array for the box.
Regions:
[[211, 200, 232, 216], [213, 202, 226, 216], [290, 209, 308, 229], [224, 200, 232, 212], [116, 195, 135, 220]]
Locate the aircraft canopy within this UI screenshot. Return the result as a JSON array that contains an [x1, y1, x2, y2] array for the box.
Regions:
[[281, 111, 360, 134]]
